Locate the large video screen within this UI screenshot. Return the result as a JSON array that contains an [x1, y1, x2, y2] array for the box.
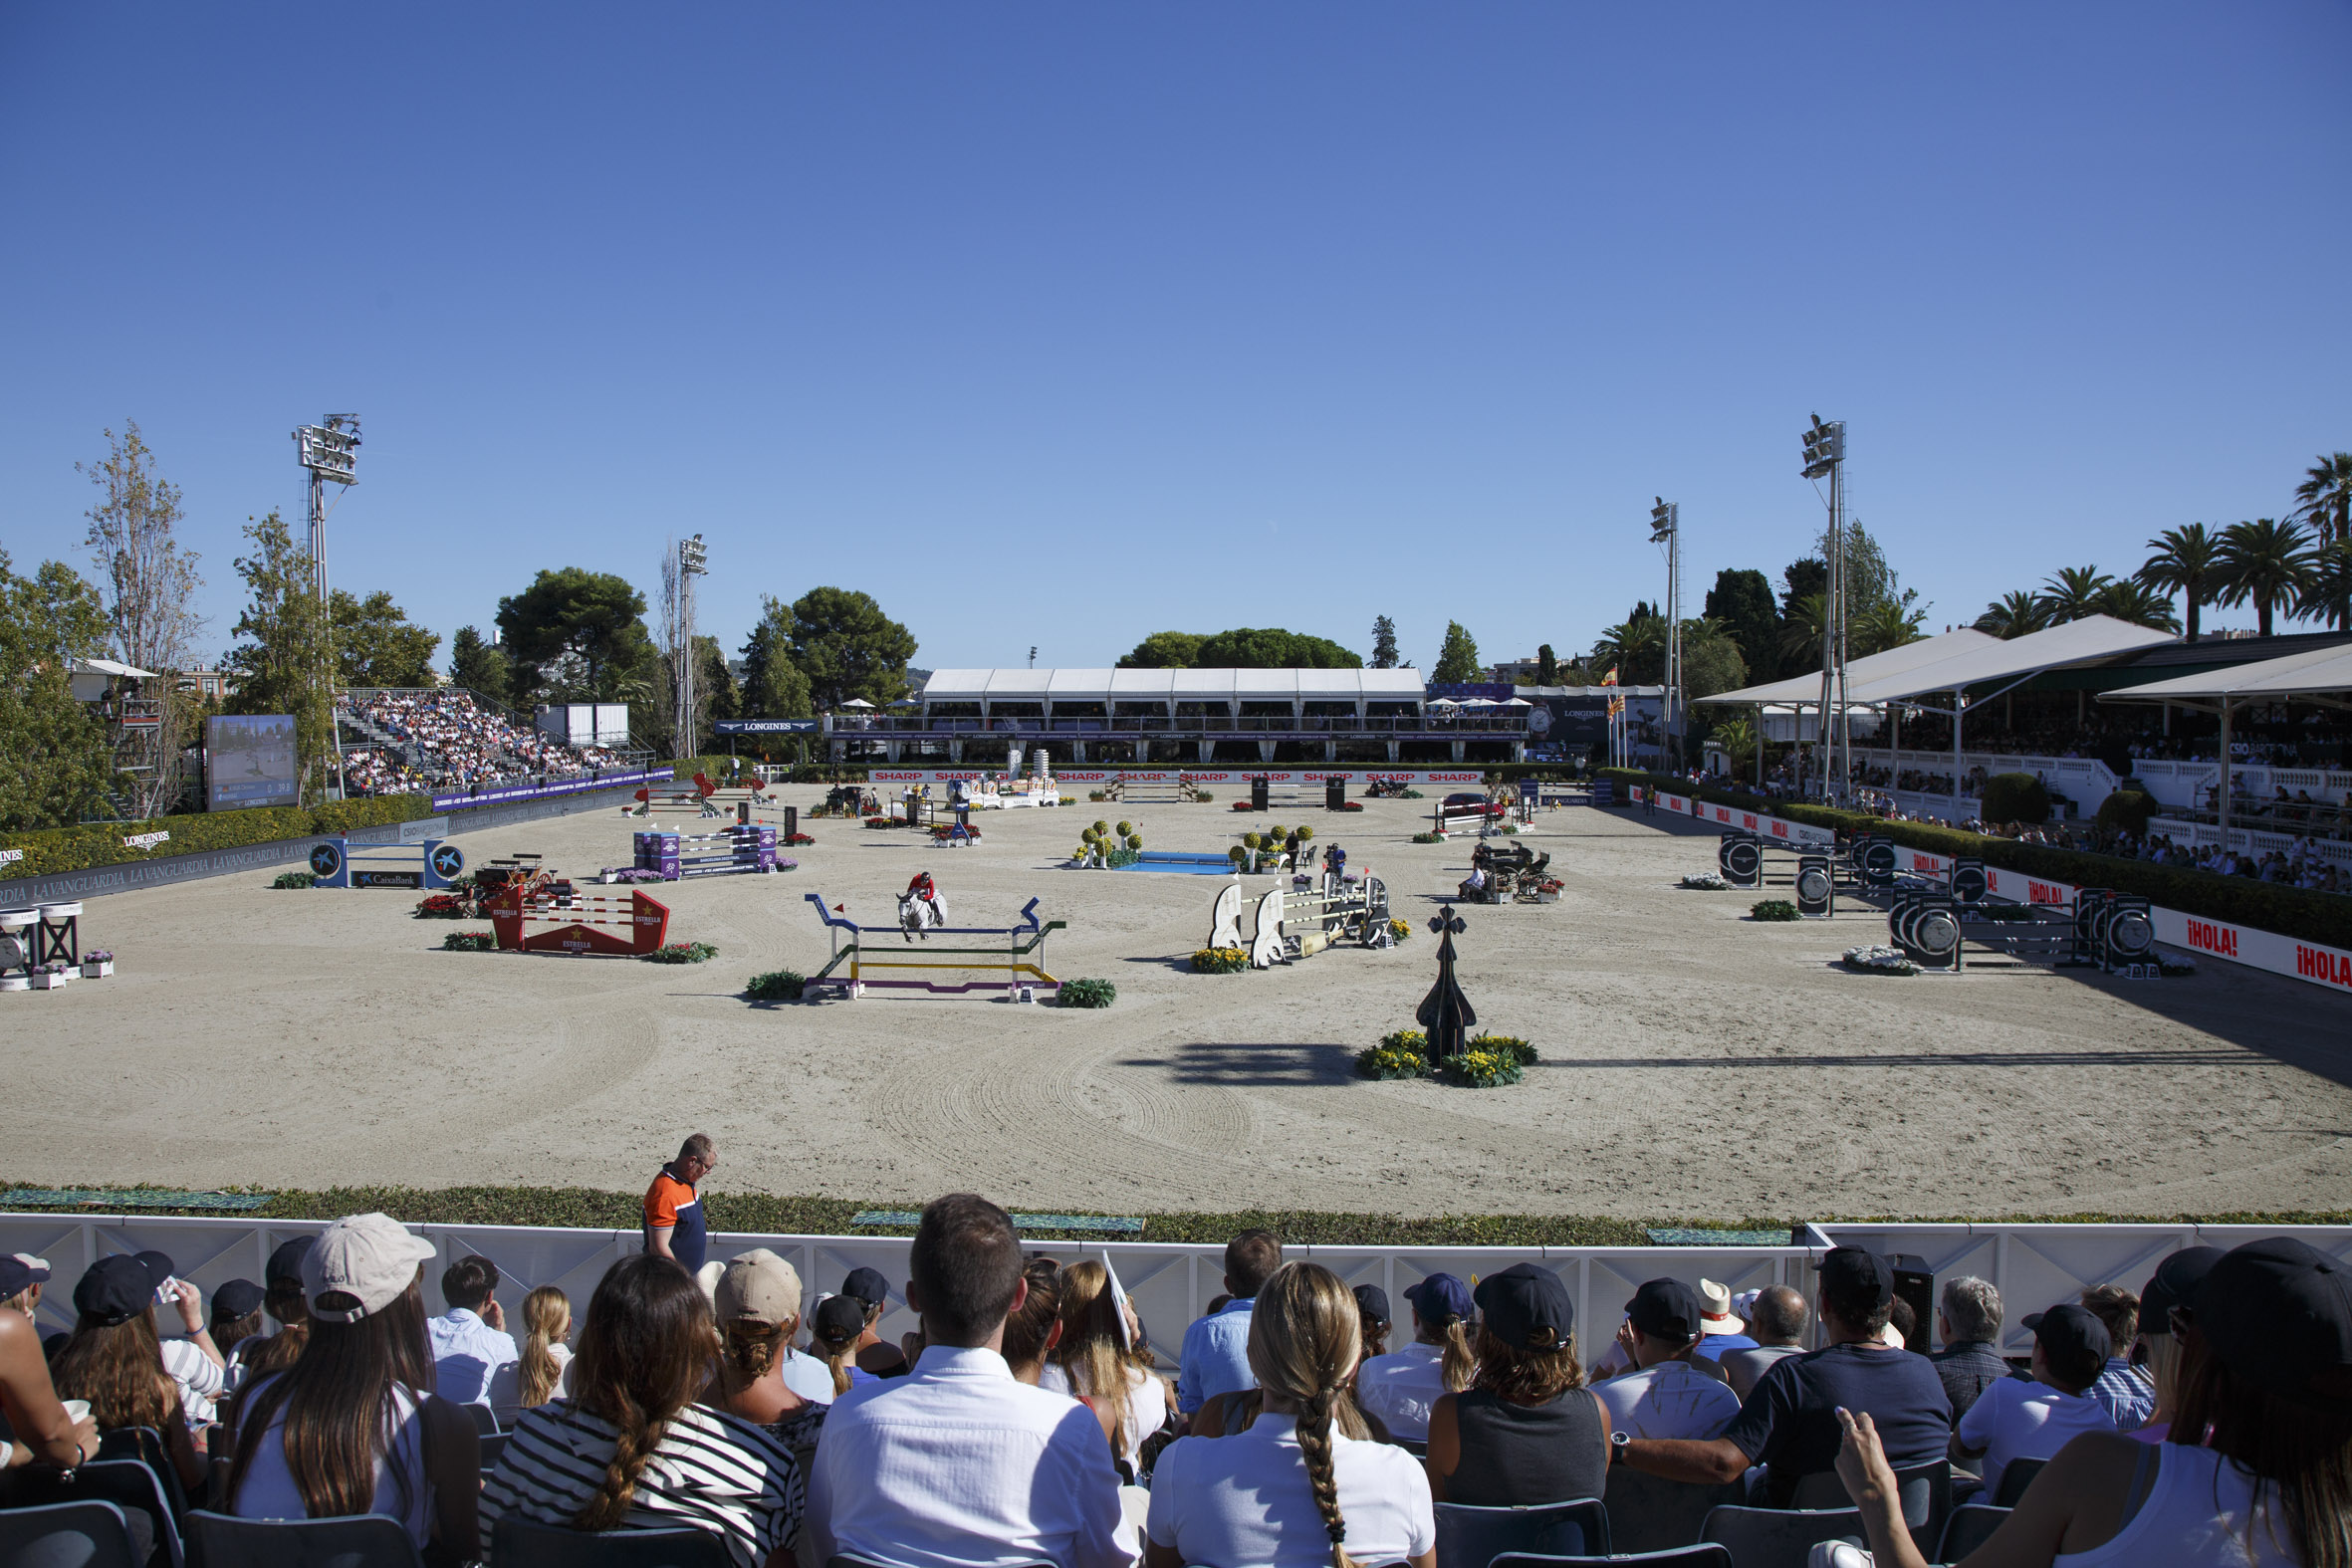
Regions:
[[207, 714, 301, 811]]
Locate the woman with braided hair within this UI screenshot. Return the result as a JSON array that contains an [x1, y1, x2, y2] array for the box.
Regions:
[[481, 1255, 804, 1567], [1145, 1262, 1436, 1568]]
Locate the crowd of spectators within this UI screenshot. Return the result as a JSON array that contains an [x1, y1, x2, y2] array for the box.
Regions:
[[4, 1182, 2348, 1568], [338, 690, 624, 795]]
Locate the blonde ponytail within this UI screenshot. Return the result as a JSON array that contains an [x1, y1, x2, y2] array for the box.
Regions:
[[1440, 1318, 1476, 1392], [1247, 1263, 1363, 1568]]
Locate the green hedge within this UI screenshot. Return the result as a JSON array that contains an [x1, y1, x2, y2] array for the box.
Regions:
[[1598, 769, 2352, 950], [0, 795, 432, 881]]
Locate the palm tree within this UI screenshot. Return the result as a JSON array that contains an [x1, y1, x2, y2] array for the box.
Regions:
[[2295, 454, 2352, 629], [1591, 617, 1666, 684], [2038, 565, 2114, 624], [1777, 591, 1827, 668], [1974, 590, 2048, 639], [2213, 518, 2316, 638], [2137, 523, 2222, 643], [1851, 598, 1927, 657], [2094, 578, 2182, 633], [2298, 541, 2352, 636]]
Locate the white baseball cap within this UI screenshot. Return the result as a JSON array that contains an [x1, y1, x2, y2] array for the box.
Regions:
[[302, 1214, 435, 1324]]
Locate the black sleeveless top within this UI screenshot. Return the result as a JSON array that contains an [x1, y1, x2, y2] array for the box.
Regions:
[[1447, 1387, 1608, 1505]]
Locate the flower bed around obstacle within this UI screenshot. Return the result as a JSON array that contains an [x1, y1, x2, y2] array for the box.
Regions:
[[1354, 1027, 1537, 1088]]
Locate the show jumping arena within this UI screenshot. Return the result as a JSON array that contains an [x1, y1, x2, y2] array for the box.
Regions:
[[7, 787, 2350, 1221]]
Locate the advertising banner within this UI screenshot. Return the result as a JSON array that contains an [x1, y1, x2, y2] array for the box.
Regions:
[[430, 768, 667, 814], [865, 768, 1490, 788]]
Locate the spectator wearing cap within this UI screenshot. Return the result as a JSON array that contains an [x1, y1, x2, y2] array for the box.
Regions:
[[1426, 1263, 1608, 1506], [2077, 1284, 2155, 1433], [131, 1248, 232, 1431], [1831, 1235, 2352, 1568], [808, 1195, 1135, 1568], [428, 1253, 519, 1410], [1, 1252, 49, 1318], [1354, 1284, 1392, 1366], [1176, 1230, 1283, 1415], [0, 1262, 100, 1470], [1592, 1279, 1743, 1441], [1954, 1304, 2118, 1499], [1692, 1278, 1760, 1366], [1719, 1285, 1808, 1401], [210, 1279, 267, 1395], [2129, 1246, 2225, 1446], [811, 1294, 879, 1395], [1355, 1272, 1475, 1444], [230, 1237, 317, 1395], [645, 1133, 717, 1274], [51, 1251, 214, 1492], [841, 1266, 912, 1379], [229, 1214, 480, 1557], [705, 1248, 829, 1452], [1043, 1258, 1177, 1480], [1620, 1246, 1951, 1506], [1929, 1274, 2011, 1426]]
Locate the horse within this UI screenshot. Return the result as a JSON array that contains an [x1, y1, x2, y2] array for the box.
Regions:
[[897, 888, 947, 941]]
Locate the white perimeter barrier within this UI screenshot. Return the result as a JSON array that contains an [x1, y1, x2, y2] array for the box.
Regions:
[[4, 1214, 2343, 1366], [1634, 786, 2352, 999], [868, 769, 1489, 789]]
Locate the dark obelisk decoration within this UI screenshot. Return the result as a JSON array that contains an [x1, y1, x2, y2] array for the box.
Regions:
[[1416, 903, 1476, 1060]]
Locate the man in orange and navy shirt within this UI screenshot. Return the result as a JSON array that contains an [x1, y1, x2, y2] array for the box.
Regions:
[[643, 1133, 716, 1273]]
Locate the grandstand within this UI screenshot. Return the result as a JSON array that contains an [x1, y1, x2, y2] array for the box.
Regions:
[[336, 687, 639, 795]]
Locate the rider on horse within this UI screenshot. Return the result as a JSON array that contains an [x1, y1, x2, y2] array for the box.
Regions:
[[901, 871, 945, 941]]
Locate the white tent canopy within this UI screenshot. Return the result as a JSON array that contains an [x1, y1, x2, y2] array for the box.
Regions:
[[1840, 615, 2176, 705], [2097, 642, 2352, 706], [1695, 628, 1999, 708]]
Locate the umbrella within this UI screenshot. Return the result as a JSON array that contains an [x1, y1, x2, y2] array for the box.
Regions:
[[1427, 697, 1462, 708], [840, 698, 876, 709], [1499, 697, 1531, 707], [887, 697, 921, 708], [1459, 697, 1498, 708]]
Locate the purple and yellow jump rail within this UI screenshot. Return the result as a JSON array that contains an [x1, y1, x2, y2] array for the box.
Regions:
[[804, 892, 1064, 999]]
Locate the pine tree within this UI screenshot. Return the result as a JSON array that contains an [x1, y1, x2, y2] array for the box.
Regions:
[[1369, 615, 1399, 669], [1534, 644, 1558, 685], [1432, 621, 1482, 682]]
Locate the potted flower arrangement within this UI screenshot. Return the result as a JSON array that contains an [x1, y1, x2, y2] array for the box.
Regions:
[[29, 962, 75, 990], [81, 950, 116, 979]]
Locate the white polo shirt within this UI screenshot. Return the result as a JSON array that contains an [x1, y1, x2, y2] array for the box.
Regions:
[[1592, 1358, 1743, 1440], [1956, 1376, 2117, 1497], [1354, 1341, 1448, 1442], [426, 1307, 519, 1408], [1147, 1413, 1436, 1568]]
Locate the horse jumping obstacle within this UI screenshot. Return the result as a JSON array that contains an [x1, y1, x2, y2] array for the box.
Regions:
[[633, 825, 778, 880], [486, 882, 672, 956], [1208, 862, 1390, 969], [803, 892, 1064, 999], [1432, 794, 1505, 834], [310, 837, 465, 891]]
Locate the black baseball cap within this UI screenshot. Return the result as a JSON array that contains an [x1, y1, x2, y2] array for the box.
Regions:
[[74, 1254, 160, 1326], [1627, 1278, 1704, 1344], [841, 1266, 891, 1307], [2022, 1303, 2112, 1384], [2195, 1237, 2352, 1412], [133, 1249, 177, 1284], [1403, 1272, 1473, 1323], [1353, 1284, 1391, 1325], [214, 1279, 267, 1320], [266, 1238, 315, 1286], [1475, 1263, 1574, 1352], [1819, 1246, 1895, 1312], [814, 1293, 867, 1341], [0, 1256, 37, 1299], [2141, 1246, 2226, 1325]]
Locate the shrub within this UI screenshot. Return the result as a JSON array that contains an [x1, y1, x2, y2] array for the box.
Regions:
[[745, 970, 807, 1002], [1226, 845, 1249, 866], [1088, 790, 1107, 802], [1192, 946, 1250, 974], [1411, 832, 1442, 844], [1294, 825, 1313, 843], [1387, 917, 1413, 941], [1471, 1033, 1537, 1066], [1751, 899, 1798, 921], [412, 893, 469, 919], [1339, 800, 1363, 811], [1116, 820, 1133, 836], [441, 931, 496, 952], [1194, 790, 1213, 802], [1093, 819, 1110, 835], [1242, 832, 1262, 850], [1124, 833, 1143, 850], [1440, 1047, 1524, 1088], [1381, 1027, 1428, 1051], [785, 832, 815, 846], [2096, 788, 2159, 836], [1980, 772, 2050, 825], [643, 941, 719, 964], [1103, 847, 1142, 869], [1058, 977, 1116, 1008], [1232, 800, 1253, 812], [1, 794, 433, 881], [1400, 788, 1423, 798], [271, 871, 315, 890], [1355, 1043, 1428, 1080]]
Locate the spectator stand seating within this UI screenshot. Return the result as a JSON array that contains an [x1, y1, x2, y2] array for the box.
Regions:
[[1993, 1456, 2047, 1509], [182, 1510, 423, 1568], [0, 1499, 143, 1568], [1697, 1505, 1866, 1568], [0, 1459, 181, 1568], [1433, 1497, 1610, 1568], [495, 1518, 732, 1568], [94, 1425, 191, 1525], [1595, 1471, 1745, 1556], [1493, 1550, 1731, 1568], [1938, 1503, 2012, 1562], [1791, 1457, 1950, 1555]]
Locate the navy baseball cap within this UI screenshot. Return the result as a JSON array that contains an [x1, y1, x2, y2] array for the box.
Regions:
[[2022, 1303, 2112, 1384], [1475, 1263, 1574, 1352], [2195, 1238, 2352, 1412], [1819, 1247, 1895, 1313], [1353, 1284, 1391, 1324], [214, 1279, 267, 1320], [1404, 1272, 1473, 1323], [814, 1294, 867, 1341], [266, 1238, 315, 1286], [2141, 1246, 2226, 1325], [841, 1266, 891, 1308], [1627, 1278, 1705, 1344], [0, 1256, 37, 1299], [75, 1254, 159, 1326]]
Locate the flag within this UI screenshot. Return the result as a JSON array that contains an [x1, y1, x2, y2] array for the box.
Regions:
[[1100, 1251, 1134, 1349]]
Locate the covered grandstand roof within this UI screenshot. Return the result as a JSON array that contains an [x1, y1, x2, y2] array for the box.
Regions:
[[2098, 641, 2352, 707], [1695, 628, 1999, 707], [919, 668, 1428, 701], [1698, 616, 2176, 708]]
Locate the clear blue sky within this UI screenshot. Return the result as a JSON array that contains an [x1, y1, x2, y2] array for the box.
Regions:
[[4, 4, 2347, 679]]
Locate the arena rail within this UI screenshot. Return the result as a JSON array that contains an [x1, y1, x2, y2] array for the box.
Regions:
[[2, 1213, 2342, 1369]]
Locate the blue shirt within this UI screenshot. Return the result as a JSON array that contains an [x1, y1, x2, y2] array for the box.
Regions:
[[1175, 1298, 1256, 1413], [2088, 1359, 2155, 1432], [1721, 1342, 1953, 1506], [1694, 1330, 1760, 1362]]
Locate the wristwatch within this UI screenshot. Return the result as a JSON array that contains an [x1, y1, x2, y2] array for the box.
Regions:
[[1610, 1432, 1631, 1465]]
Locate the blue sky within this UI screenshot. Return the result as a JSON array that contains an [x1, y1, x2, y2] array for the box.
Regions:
[[4, 4, 2347, 680]]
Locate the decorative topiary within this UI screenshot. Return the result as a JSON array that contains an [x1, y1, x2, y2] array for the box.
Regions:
[[1980, 772, 2050, 825], [1093, 819, 1111, 836], [745, 970, 808, 1001], [1750, 899, 1799, 921], [1058, 977, 1116, 1008], [1124, 833, 1143, 850], [1242, 832, 1262, 850], [1116, 820, 1133, 836], [2096, 788, 2158, 837], [1191, 946, 1250, 974], [1227, 845, 1249, 866]]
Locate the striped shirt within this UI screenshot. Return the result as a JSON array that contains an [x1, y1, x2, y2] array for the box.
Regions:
[[480, 1399, 803, 1568]]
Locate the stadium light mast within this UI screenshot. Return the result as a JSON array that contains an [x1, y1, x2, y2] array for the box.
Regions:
[[294, 414, 359, 798], [1650, 497, 1681, 772], [672, 534, 709, 760], [1800, 414, 1849, 803]]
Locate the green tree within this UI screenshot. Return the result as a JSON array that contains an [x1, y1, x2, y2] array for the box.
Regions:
[[2214, 518, 2316, 637], [2294, 453, 2352, 629], [80, 421, 205, 818], [787, 586, 918, 709], [1679, 617, 1749, 700], [740, 598, 816, 719], [2138, 524, 2223, 643], [1593, 614, 1666, 684], [220, 511, 336, 801], [2094, 578, 2182, 633], [0, 553, 116, 829], [448, 625, 511, 701], [1194, 628, 1360, 668], [1704, 568, 1779, 682], [1533, 644, 1558, 686], [2299, 542, 2352, 635], [2039, 565, 2115, 623], [1851, 597, 1929, 657], [1709, 714, 1759, 774], [1369, 615, 1399, 669], [1975, 590, 2049, 639], [1431, 621, 1482, 683], [495, 567, 654, 700], [1115, 630, 1206, 669], [1777, 592, 1826, 668], [701, 636, 740, 725], [331, 589, 441, 689]]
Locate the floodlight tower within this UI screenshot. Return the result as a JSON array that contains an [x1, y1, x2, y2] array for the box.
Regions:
[[1649, 497, 1681, 771], [1799, 414, 1849, 802], [674, 534, 708, 756], [295, 414, 359, 796]]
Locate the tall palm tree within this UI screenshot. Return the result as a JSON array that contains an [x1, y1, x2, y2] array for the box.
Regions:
[[2094, 578, 2183, 633], [1591, 617, 1666, 684], [2298, 542, 2352, 636], [2038, 565, 2114, 624], [2137, 523, 2222, 643], [1851, 597, 1927, 657], [1974, 590, 2048, 639], [2213, 518, 2316, 638], [2295, 454, 2352, 629], [1777, 591, 1827, 667]]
